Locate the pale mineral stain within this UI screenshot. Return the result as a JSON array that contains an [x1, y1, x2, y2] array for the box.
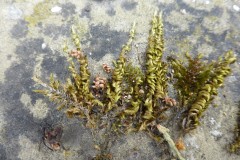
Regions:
[[20, 93, 49, 119], [18, 135, 64, 160], [0, 4, 18, 83], [18, 135, 43, 160], [202, 10, 230, 34], [197, 43, 214, 58], [8, 5, 23, 20]]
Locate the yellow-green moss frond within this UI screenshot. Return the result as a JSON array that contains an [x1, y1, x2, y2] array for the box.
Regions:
[[183, 51, 236, 131], [106, 23, 136, 111], [123, 63, 144, 115], [144, 12, 166, 119], [71, 26, 81, 50], [168, 53, 212, 107]]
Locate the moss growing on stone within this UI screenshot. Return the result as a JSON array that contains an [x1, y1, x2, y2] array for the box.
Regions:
[[33, 12, 236, 158], [25, 0, 55, 26], [169, 51, 236, 131]]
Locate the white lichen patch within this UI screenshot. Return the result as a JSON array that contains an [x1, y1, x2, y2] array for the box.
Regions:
[[209, 117, 216, 125], [210, 130, 223, 138], [33, 54, 44, 77], [20, 93, 49, 119], [184, 135, 199, 149], [0, 50, 17, 83], [165, 10, 195, 31], [202, 10, 230, 34]]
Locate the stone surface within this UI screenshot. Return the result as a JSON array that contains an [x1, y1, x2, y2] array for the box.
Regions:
[[0, 0, 240, 159]]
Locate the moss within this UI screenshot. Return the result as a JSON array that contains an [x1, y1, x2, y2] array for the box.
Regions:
[[169, 51, 236, 131], [33, 12, 236, 158], [168, 53, 212, 107], [105, 22, 136, 111], [143, 12, 167, 120], [25, 0, 56, 27]]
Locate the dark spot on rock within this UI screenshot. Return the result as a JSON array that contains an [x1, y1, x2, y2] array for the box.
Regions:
[[176, 0, 208, 17], [43, 24, 71, 40], [15, 38, 49, 59], [200, 25, 231, 56], [0, 37, 68, 159], [121, 1, 138, 11], [158, 2, 177, 15], [7, 55, 12, 60], [228, 11, 240, 29], [0, 60, 39, 159], [37, 22, 43, 28], [84, 24, 128, 60], [106, 7, 116, 16], [10, 20, 28, 39], [210, 7, 224, 17], [41, 55, 68, 81], [81, 4, 91, 18], [61, 3, 76, 19]]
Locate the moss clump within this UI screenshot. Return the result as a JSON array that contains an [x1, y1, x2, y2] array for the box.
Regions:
[[105, 22, 136, 112], [34, 12, 236, 159], [25, 0, 55, 27], [34, 12, 171, 156], [169, 51, 236, 131], [168, 53, 212, 107], [143, 12, 168, 120]]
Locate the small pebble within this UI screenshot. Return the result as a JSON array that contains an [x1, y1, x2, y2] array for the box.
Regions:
[[233, 5, 240, 12], [51, 6, 62, 13], [41, 43, 47, 49], [205, 0, 210, 5], [180, 9, 187, 14]]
